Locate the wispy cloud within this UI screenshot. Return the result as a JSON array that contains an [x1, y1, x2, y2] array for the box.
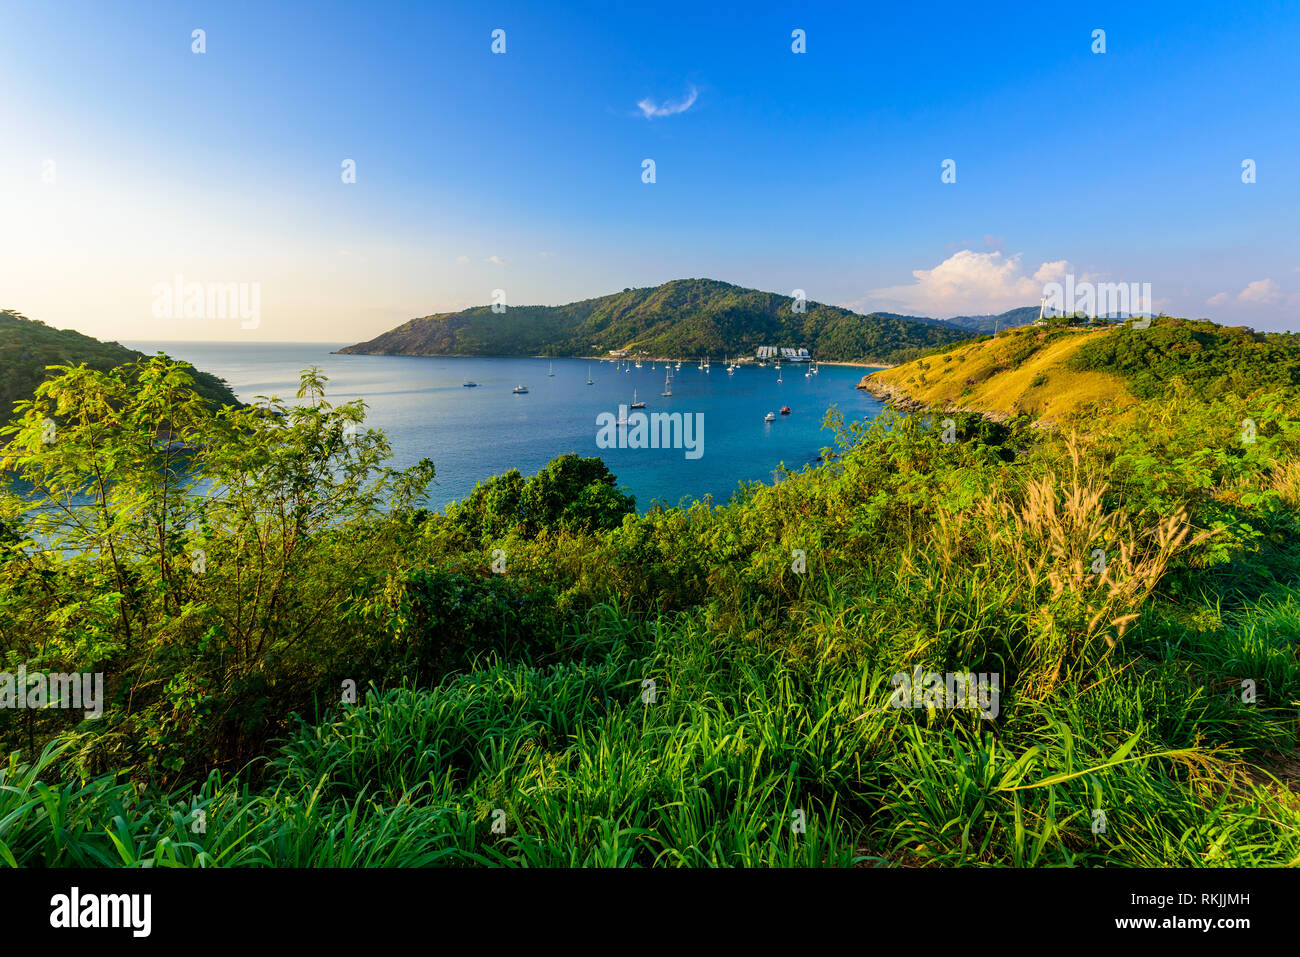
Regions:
[[637, 85, 698, 119], [1237, 278, 1281, 303], [484, 255, 506, 265]]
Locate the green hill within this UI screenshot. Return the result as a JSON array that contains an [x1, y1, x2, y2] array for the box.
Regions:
[[338, 278, 971, 363], [860, 316, 1300, 424], [0, 309, 239, 416]]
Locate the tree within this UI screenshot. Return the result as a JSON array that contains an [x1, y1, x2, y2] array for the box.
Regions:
[[0, 359, 434, 778]]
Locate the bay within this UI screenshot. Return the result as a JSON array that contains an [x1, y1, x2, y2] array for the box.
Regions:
[[127, 343, 888, 511]]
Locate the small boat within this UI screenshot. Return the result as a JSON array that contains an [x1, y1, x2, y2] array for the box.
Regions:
[[661, 371, 672, 396], [587, 364, 593, 385], [780, 406, 791, 415], [512, 385, 529, 394], [462, 381, 478, 388], [675, 361, 681, 371], [635, 359, 642, 369], [777, 371, 783, 384], [630, 389, 646, 409], [548, 362, 554, 377], [764, 412, 776, 422]]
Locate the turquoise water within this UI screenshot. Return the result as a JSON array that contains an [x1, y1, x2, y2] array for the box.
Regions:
[[127, 343, 887, 511]]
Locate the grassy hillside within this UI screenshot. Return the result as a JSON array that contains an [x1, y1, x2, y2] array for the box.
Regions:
[[339, 278, 971, 364], [861, 325, 1135, 423], [0, 309, 238, 415], [859, 317, 1300, 424]]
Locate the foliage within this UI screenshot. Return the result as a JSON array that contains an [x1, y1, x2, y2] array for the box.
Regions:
[[445, 453, 635, 541], [0, 309, 237, 417], [1069, 317, 1300, 400]]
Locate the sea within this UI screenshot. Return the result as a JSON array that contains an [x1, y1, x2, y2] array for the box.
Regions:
[[126, 343, 888, 512]]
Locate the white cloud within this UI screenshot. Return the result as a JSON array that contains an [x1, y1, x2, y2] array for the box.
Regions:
[[484, 255, 506, 265], [1237, 278, 1281, 303], [1206, 291, 1229, 306], [637, 86, 698, 119], [455, 255, 470, 264], [1033, 260, 1070, 284], [860, 250, 1069, 317]]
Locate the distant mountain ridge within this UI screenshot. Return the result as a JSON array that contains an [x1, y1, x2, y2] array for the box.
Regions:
[[339, 279, 1016, 364], [934, 306, 1043, 333], [0, 310, 239, 416]]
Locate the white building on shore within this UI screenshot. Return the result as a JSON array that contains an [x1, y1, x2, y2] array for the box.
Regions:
[[756, 346, 811, 361]]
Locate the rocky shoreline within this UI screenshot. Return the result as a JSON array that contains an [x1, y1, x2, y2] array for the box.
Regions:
[[854, 374, 929, 413], [855, 372, 1014, 423]]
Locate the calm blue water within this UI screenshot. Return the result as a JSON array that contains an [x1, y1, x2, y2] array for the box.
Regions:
[[127, 343, 887, 511]]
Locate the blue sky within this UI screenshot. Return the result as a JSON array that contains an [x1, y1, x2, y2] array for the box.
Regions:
[[1, 0, 1297, 340]]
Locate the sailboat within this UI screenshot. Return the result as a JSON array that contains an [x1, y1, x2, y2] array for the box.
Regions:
[[548, 361, 555, 377], [661, 371, 672, 396], [587, 364, 593, 385], [630, 388, 646, 409], [704, 356, 710, 373], [777, 369, 783, 384], [675, 360, 681, 371]]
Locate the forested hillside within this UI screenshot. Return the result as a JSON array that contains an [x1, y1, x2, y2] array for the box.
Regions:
[[339, 278, 973, 363], [0, 310, 238, 414]]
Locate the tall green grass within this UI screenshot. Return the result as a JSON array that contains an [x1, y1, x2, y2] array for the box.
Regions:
[[4, 592, 1297, 867]]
